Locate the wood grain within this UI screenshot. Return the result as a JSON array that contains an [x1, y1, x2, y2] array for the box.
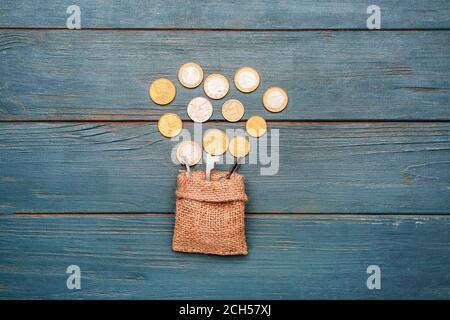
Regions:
[[0, 214, 448, 299], [1, 0, 449, 301], [1, 0, 449, 29], [0, 30, 449, 120], [1, 122, 449, 214]]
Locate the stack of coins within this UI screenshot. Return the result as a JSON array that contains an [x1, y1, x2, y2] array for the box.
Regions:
[[149, 62, 289, 171]]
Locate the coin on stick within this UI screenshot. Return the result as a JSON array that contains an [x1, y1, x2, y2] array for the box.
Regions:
[[176, 140, 202, 166], [229, 136, 251, 158], [203, 129, 229, 156], [234, 67, 260, 93], [246, 115, 267, 138], [222, 99, 245, 122], [149, 78, 176, 105], [178, 62, 203, 88], [187, 97, 213, 123], [204, 74, 229, 100], [263, 86, 288, 112], [158, 113, 182, 138]]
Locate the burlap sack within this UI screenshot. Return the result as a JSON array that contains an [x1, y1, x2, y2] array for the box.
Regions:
[[172, 170, 248, 255]]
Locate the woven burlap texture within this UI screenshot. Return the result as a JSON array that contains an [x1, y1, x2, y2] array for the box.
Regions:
[[172, 170, 248, 256]]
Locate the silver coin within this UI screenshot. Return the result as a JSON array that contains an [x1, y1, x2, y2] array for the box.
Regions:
[[176, 140, 202, 166], [178, 62, 203, 88], [234, 67, 260, 93], [187, 97, 213, 123], [263, 86, 288, 112], [204, 74, 229, 100]]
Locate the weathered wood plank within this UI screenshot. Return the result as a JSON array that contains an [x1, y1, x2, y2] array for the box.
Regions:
[[1, 122, 449, 214], [0, 30, 449, 120], [1, 1, 449, 29], [0, 214, 448, 299]]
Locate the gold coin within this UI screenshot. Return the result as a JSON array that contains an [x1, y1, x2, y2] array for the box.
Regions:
[[263, 86, 288, 112], [158, 113, 182, 138], [222, 99, 245, 122], [246, 115, 267, 138], [176, 140, 202, 166], [178, 62, 203, 88], [204, 74, 229, 100], [149, 78, 176, 105], [229, 136, 251, 158], [234, 67, 260, 93], [187, 97, 213, 123], [203, 129, 229, 156]]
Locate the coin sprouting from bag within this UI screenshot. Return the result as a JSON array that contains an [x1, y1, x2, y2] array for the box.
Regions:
[[229, 136, 251, 158], [234, 67, 260, 93], [222, 99, 245, 122], [176, 140, 202, 166], [149, 78, 176, 105], [203, 129, 229, 156], [158, 113, 183, 138], [204, 74, 229, 100], [178, 62, 203, 88], [263, 86, 288, 112], [187, 97, 213, 123], [246, 115, 267, 138]]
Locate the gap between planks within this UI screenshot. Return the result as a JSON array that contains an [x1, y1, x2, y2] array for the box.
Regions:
[[13, 212, 450, 216], [1, 119, 450, 124], [0, 27, 449, 32]]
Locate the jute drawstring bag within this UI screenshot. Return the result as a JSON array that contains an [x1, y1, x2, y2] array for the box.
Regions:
[[172, 170, 248, 255]]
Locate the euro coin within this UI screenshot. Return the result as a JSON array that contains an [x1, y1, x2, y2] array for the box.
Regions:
[[234, 67, 260, 93], [203, 129, 229, 156], [158, 113, 182, 138], [263, 86, 288, 112], [222, 99, 244, 122], [187, 97, 213, 123], [204, 74, 229, 100], [178, 62, 203, 88], [176, 140, 202, 166], [149, 78, 176, 105], [229, 136, 250, 158], [246, 115, 267, 138]]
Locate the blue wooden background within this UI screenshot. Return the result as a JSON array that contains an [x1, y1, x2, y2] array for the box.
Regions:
[[0, 1, 449, 299]]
